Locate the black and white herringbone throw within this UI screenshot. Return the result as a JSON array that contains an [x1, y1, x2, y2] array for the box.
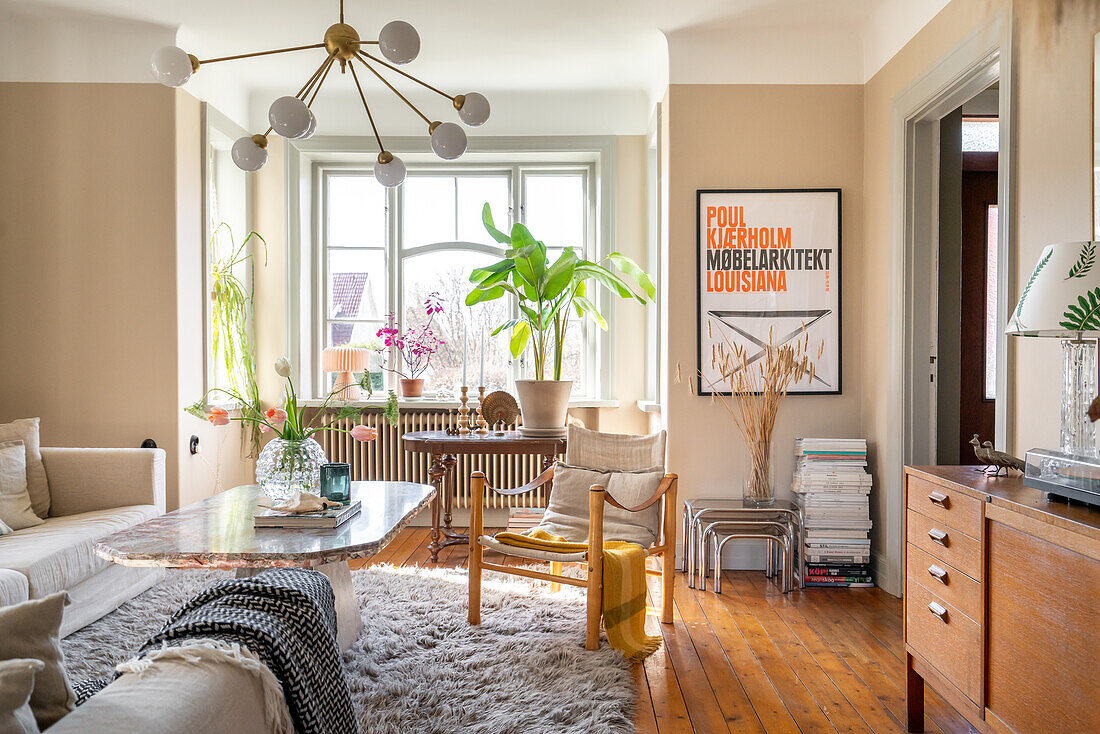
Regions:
[[88, 568, 357, 734]]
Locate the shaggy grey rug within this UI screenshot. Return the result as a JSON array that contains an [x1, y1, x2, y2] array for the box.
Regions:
[[61, 565, 636, 733]]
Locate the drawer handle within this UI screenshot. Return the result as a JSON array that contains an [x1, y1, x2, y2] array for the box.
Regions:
[[927, 564, 948, 584], [928, 601, 949, 622], [927, 491, 950, 509], [927, 528, 949, 546]]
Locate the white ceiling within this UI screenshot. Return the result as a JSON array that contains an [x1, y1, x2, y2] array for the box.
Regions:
[[2, 0, 951, 133]]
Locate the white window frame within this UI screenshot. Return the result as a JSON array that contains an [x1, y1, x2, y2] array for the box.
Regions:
[[290, 136, 618, 404]]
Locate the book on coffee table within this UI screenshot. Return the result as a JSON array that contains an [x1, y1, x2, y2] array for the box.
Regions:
[[254, 500, 362, 529]]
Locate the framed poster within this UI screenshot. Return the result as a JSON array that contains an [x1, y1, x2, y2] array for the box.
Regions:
[[696, 188, 841, 396]]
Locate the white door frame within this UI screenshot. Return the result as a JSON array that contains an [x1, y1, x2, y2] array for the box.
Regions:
[[880, 8, 1016, 595]]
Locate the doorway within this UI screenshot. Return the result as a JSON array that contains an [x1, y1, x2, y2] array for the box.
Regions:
[[936, 93, 1000, 465]]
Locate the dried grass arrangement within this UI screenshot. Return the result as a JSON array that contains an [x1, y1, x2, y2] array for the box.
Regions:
[[687, 323, 821, 504]]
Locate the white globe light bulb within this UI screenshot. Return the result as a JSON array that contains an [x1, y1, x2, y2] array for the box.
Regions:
[[231, 136, 268, 172], [378, 20, 420, 64], [374, 154, 407, 187], [150, 46, 194, 87], [457, 92, 490, 127], [268, 96, 312, 138], [296, 110, 318, 140], [430, 122, 467, 160]]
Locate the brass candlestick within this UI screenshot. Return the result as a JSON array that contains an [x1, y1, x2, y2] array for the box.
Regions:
[[457, 386, 472, 434], [474, 386, 490, 434]]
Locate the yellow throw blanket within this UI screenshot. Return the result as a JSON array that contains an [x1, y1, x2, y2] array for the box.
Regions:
[[493, 528, 662, 662]]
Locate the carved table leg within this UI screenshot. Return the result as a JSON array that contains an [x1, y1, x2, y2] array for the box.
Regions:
[[442, 454, 457, 532], [427, 452, 446, 563]]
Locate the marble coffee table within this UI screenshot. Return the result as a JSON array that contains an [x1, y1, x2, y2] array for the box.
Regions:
[[94, 481, 434, 650]]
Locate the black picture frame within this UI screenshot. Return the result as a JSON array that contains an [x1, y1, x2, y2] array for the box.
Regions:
[[695, 187, 843, 397]]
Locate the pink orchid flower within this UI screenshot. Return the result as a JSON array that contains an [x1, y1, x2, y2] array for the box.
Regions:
[[207, 407, 230, 426], [350, 425, 377, 442], [265, 408, 288, 425]]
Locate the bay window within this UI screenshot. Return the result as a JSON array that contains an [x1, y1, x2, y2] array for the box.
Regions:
[[315, 161, 598, 400]]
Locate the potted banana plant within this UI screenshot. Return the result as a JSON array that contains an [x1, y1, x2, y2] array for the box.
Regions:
[[466, 204, 655, 435]]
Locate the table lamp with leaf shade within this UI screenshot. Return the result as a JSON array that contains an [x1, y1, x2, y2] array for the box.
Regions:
[[322, 346, 368, 401], [1006, 241, 1100, 457]]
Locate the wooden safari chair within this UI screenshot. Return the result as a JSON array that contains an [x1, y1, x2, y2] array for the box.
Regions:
[[468, 425, 677, 650]]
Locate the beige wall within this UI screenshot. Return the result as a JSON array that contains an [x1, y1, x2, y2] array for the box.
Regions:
[[663, 84, 865, 567], [0, 82, 249, 510]]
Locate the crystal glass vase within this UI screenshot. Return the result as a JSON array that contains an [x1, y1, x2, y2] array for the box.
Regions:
[[743, 439, 776, 507], [255, 437, 327, 502]]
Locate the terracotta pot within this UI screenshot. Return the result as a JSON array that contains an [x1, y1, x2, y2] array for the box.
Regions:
[[515, 379, 572, 437], [399, 378, 425, 398]]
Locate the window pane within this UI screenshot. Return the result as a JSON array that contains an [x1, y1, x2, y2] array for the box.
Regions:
[[962, 119, 998, 153], [401, 251, 511, 394], [403, 176, 456, 248], [524, 174, 585, 250], [327, 176, 386, 248], [329, 250, 386, 321], [328, 321, 382, 348], [457, 176, 510, 244], [984, 205, 998, 401]]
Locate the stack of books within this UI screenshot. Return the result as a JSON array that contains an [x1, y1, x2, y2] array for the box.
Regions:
[[507, 507, 545, 533], [792, 438, 874, 587], [254, 500, 362, 529]]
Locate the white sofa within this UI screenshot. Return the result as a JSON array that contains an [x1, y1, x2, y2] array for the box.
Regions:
[[0, 447, 166, 636]]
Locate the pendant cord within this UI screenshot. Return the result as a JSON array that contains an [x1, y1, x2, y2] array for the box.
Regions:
[[354, 52, 432, 126], [357, 50, 456, 102], [348, 60, 385, 153], [340, 0, 344, 24]]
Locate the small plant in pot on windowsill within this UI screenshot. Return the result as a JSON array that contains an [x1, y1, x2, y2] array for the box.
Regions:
[[375, 294, 446, 398], [466, 204, 655, 436]]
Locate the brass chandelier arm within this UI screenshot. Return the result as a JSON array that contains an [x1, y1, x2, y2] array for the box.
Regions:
[[357, 50, 456, 102], [347, 61, 386, 153], [198, 42, 327, 65], [353, 52, 432, 126], [295, 48, 340, 99], [306, 55, 336, 108]]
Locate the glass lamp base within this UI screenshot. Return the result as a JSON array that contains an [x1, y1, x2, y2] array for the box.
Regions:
[[1061, 339, 1098, 458]]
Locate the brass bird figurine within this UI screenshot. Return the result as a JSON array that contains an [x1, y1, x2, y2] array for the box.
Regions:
[[970, 435, 1023, 476]]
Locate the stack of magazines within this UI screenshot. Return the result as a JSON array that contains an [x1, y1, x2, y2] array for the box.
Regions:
[[507, 507, 545, 533], [793, 438, 873, 587]]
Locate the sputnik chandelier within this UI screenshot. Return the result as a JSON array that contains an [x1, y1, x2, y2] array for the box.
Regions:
[[149, 0, 489, 187]]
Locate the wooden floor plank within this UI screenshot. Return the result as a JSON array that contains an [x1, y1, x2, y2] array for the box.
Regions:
[[727, 573, 873, 734], [672, 581, 766, 732], [710, 574, 838, 733]]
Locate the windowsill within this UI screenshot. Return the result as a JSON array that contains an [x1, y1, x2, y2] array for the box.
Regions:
[[636, 400, 662, 414], [302, 398, 621, 410]]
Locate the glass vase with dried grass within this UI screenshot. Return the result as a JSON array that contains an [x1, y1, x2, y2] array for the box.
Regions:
[[695, 325, 821, 506]]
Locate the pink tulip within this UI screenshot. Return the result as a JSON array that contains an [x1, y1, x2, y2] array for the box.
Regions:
[[260, 423, 273, 434], [265, 408, 288, 425], [207, 407, 230, 426], [350, 425, 377, 442]]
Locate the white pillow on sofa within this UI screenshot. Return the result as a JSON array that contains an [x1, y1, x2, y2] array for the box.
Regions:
[[0, 658, 44, 734], [0, 419, 49, 519], [0, 441, 43, 532]]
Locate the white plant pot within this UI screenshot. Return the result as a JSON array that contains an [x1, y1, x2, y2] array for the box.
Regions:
[[514, 379, 572, 437]]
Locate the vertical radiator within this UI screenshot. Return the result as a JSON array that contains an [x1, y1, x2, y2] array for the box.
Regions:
[[315, 410, 549, 509]]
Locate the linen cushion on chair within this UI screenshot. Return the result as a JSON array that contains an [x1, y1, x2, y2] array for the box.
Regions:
[[565, 424, 666, 472], [531, 462, 663, 548], [533, 463, 610, 543]]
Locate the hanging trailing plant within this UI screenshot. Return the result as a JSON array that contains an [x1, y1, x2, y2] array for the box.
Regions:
[[208, 223, 267, 457]]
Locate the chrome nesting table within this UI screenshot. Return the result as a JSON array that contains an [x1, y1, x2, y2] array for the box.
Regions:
[[683, 498, 804, 593]]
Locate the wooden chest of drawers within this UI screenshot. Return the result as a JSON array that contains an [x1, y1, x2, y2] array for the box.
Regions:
[[903, 466, 1100, 734]]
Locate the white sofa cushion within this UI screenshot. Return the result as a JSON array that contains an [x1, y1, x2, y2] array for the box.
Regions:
[[0, 569, 29, 607], [0, 658, 44, 734], [0, 419, 49, 519], [0, 441, 43, 531], [0, 505, 158, 599]]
